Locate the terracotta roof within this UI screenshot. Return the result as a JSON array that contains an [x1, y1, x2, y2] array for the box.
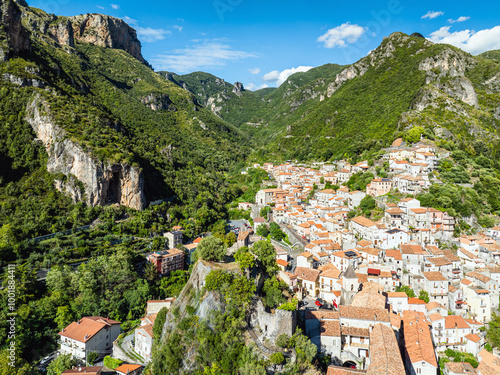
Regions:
[[426, 302, 442, 311], [466, 271, 492, 284], [306, 310, 339, 320], [320, 320, 341, 337], [352, 216, 376, 227], [59, 317, 120, 343], [465, 333, 481, 343], [327, 366, 367, 375], [367, 323, 405, 375], [357, 240, 372, 247], [402, 311, 437, 367], [254, 217, 266, 223], [339, 306, 390, 322], [385, 249, 402, 260], [115, 364, 142, 374], [425, 245, 443, 255], [276, 259, 288, 267], [461, 279, 472, 286], [391, 138, 403, 147], [429, 313, 444, 322], [294, 267, 320, 282], [422, 271, 446, 281], [341, 326, 370, 337], [408, 298, 426, 305], [387, 292, 407, 298], [237, 231, 249, 241], [427, 256, 452, 267], [401, 244, 424, 255], [442, 249, 461, 262], [321, 268, 341, 279], [477, 349, 500, 375], [298, 251, 313, 258], [137, 323, 153, 337]]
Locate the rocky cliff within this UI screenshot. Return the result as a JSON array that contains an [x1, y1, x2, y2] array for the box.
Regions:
[[69, 13, 146, 64], [0, 0, 31, 60], [25, 93, 146, 210]]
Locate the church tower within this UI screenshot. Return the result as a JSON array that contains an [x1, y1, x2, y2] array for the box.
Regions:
[[341, 264, 359, 305]]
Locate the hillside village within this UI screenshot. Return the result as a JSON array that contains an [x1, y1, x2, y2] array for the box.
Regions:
[[238, 139, 500, 374], [52, 138, 500, 375]]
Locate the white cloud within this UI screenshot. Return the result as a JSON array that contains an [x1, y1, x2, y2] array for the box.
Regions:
[[249, 68, 260, 74], [150, 40, 258, 73], [173, 25, 183, 32], [136, 27, 171, 43], [111, 3, 119, 10], [448, 16, 470, 24], [421, 11, 444, 19], [317, 22, 366, 48], [428, 25, 500, 55], [122, 16, 171, 43], [246, 83, 269, 91], [263, 66, 313, 86], [123, 16, 138, 26], [96, 5, 105, 10]]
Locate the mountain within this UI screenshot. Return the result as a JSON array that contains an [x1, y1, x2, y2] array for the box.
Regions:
[[171, 33, 500, 164], [479, 50, 500, 63], [0, 0, 248, 219]]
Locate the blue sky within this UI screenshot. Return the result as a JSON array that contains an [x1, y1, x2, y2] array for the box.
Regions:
[[28, 0, 500, 90]]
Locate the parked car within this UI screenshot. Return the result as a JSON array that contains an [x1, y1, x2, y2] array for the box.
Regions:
[[315, 298, 324, 307]]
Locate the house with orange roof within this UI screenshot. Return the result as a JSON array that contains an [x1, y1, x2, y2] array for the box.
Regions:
[[297, 251, 314, 269], [59, 317, 121, 359], [135, 322, 154, 362], [386, 292, 408, 315], [350, 216, 378, 243], [402, 311, 438, 375], [464, 333, 483, 357], [319, 266, 342, 302], [462, 284, 492, 323], [366, 178, 392, 197], [115, 364, 143, 375], [477, 348, 500, 375]]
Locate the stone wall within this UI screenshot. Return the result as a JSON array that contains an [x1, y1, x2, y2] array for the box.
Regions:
[[250, 299, 296, 343]]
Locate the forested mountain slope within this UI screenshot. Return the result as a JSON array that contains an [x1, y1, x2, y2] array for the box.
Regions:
[[0, 0, 249, 241]]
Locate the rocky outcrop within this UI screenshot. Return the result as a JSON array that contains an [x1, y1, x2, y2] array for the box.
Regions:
[[48, 19, 74, 47], [418, 49, 479, 107], [0, 0, 31, 60], [69, 13, 146, 64], [25, 94, 146, 210], [232, 81, 244, 96], [141, 93, 176, 111]]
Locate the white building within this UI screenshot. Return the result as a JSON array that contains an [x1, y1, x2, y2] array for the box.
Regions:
[[59, 317, 121, 360]]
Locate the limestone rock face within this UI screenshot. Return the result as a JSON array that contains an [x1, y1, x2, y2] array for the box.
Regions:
[[48, 19, 74, 47], [0, 0, 31, 60], [141, 93, 176, 111], [69, 13, 146, 64], [25, 94, 146, 210], [232, 81, 244, 96]]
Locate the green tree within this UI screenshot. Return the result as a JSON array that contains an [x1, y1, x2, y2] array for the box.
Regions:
[[270, 352, 284, 365], [395, 285, 415, 298], [234, 246, 255, 276], [224, 232, 236, 247], [419, 290, 430, 303], [54, 305, 73, 331], [252, 240, 279, 276], [256, 224, 270, 237], [197, 236, 227, 262], [269, 222, 286, 241], [359, 195, 376, 215], [404, 126, 424, 143], [87, 351, 99, 366], [487, 313, 500, 348], [263, 277, 287, 308], [47, 354, 75, 375]]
